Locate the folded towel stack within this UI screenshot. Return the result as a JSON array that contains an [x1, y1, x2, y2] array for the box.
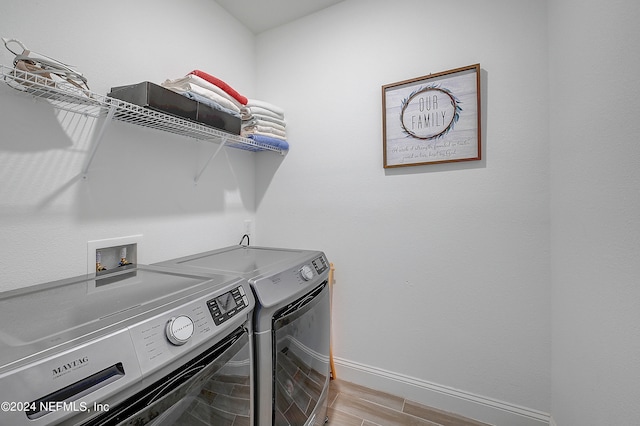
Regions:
[[161, 70, 288, 151], [241, 99, 289, 151], [162, 70, 246, 120]]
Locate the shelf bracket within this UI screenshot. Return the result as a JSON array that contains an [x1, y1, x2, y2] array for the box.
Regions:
[[82, 104, 117, 178], [194, 136, 228, 184]]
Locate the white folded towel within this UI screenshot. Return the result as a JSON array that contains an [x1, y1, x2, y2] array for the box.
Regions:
[[246, 98, 285, 117], [242, 129, 287, 141], [251, 114, 287, 128], [242, 124, 286, 138]]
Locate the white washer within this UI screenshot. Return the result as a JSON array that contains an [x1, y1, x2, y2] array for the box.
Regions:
[[0, 264, 255, 426], [156, 245, 332, 426]]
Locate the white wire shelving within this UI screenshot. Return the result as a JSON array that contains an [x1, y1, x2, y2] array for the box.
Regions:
[[0, 65, 286, 181]]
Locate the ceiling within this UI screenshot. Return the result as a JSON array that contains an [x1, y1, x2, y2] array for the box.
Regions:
[[215, 0, 345, 34]]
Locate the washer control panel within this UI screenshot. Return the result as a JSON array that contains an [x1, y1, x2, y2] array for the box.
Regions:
[[127, 279, 253, 377], [207, 286, 250, 326]]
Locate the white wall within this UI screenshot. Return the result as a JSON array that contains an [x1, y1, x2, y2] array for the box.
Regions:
[[254, 0, 551, 423], [549, 0, 640, 425], [0, 0, 258, 291], [3, 0, 639, 425]]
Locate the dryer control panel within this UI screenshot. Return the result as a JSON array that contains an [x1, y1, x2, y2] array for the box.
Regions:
[[207, 286, 250, 325], [312, 255, 329, 274]]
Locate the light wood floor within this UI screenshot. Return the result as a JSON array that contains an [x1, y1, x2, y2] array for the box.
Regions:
[[327, 379, 490, 426]]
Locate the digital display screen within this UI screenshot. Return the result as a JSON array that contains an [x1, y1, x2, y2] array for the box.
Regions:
[[215, 292, 237, 314], [312, 256, 328, 273]]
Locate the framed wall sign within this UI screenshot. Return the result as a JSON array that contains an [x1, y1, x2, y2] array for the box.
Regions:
[[382, 64, 481, 168]]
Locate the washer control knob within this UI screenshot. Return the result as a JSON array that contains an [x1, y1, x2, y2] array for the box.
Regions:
[[166, 315, 194, 346], [300, 265, 314, 281]]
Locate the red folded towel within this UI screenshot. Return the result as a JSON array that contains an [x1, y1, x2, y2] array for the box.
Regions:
[[189, 70, 248, 105]]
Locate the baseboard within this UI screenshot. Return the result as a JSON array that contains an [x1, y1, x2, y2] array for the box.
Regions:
[[549, 416, 558, 426], [333, 357, 550, 426]]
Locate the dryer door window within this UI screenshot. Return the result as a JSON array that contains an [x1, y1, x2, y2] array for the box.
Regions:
[[272, 282, 331, 426]]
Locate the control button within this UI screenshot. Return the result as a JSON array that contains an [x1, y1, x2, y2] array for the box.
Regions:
[[238, 286, 245, 296], [166, 315, 194, 346], [300, 265, 314, 281]]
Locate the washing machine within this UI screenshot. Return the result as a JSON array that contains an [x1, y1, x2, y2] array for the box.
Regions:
[[0, 264, 255, 426], [156, 245, 331, 426]]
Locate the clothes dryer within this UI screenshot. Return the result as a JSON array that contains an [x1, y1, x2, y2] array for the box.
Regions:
[[156, 245, 331, 426], [0, 264, 255, 426]]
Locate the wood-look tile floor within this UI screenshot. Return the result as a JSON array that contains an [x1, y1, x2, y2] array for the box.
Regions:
[[327, 379, 490, 426]]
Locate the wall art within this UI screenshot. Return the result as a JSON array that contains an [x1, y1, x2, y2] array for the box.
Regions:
[[382, 64, 481, 168]]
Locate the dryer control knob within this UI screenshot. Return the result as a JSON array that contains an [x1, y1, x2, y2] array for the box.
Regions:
[[300, 265, 314, 281], [166, 315, 194, 346]]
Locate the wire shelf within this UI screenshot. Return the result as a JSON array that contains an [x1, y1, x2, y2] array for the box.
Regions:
[[0, 64, 286, 155]]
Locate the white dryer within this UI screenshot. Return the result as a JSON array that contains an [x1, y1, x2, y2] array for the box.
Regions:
[[156, 245, 332, 426]]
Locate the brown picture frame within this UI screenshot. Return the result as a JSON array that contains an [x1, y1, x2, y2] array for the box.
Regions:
[[382, 64, 481, 168]]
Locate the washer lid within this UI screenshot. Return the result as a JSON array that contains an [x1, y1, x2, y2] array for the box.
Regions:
[[0, 265, 239, 371]]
